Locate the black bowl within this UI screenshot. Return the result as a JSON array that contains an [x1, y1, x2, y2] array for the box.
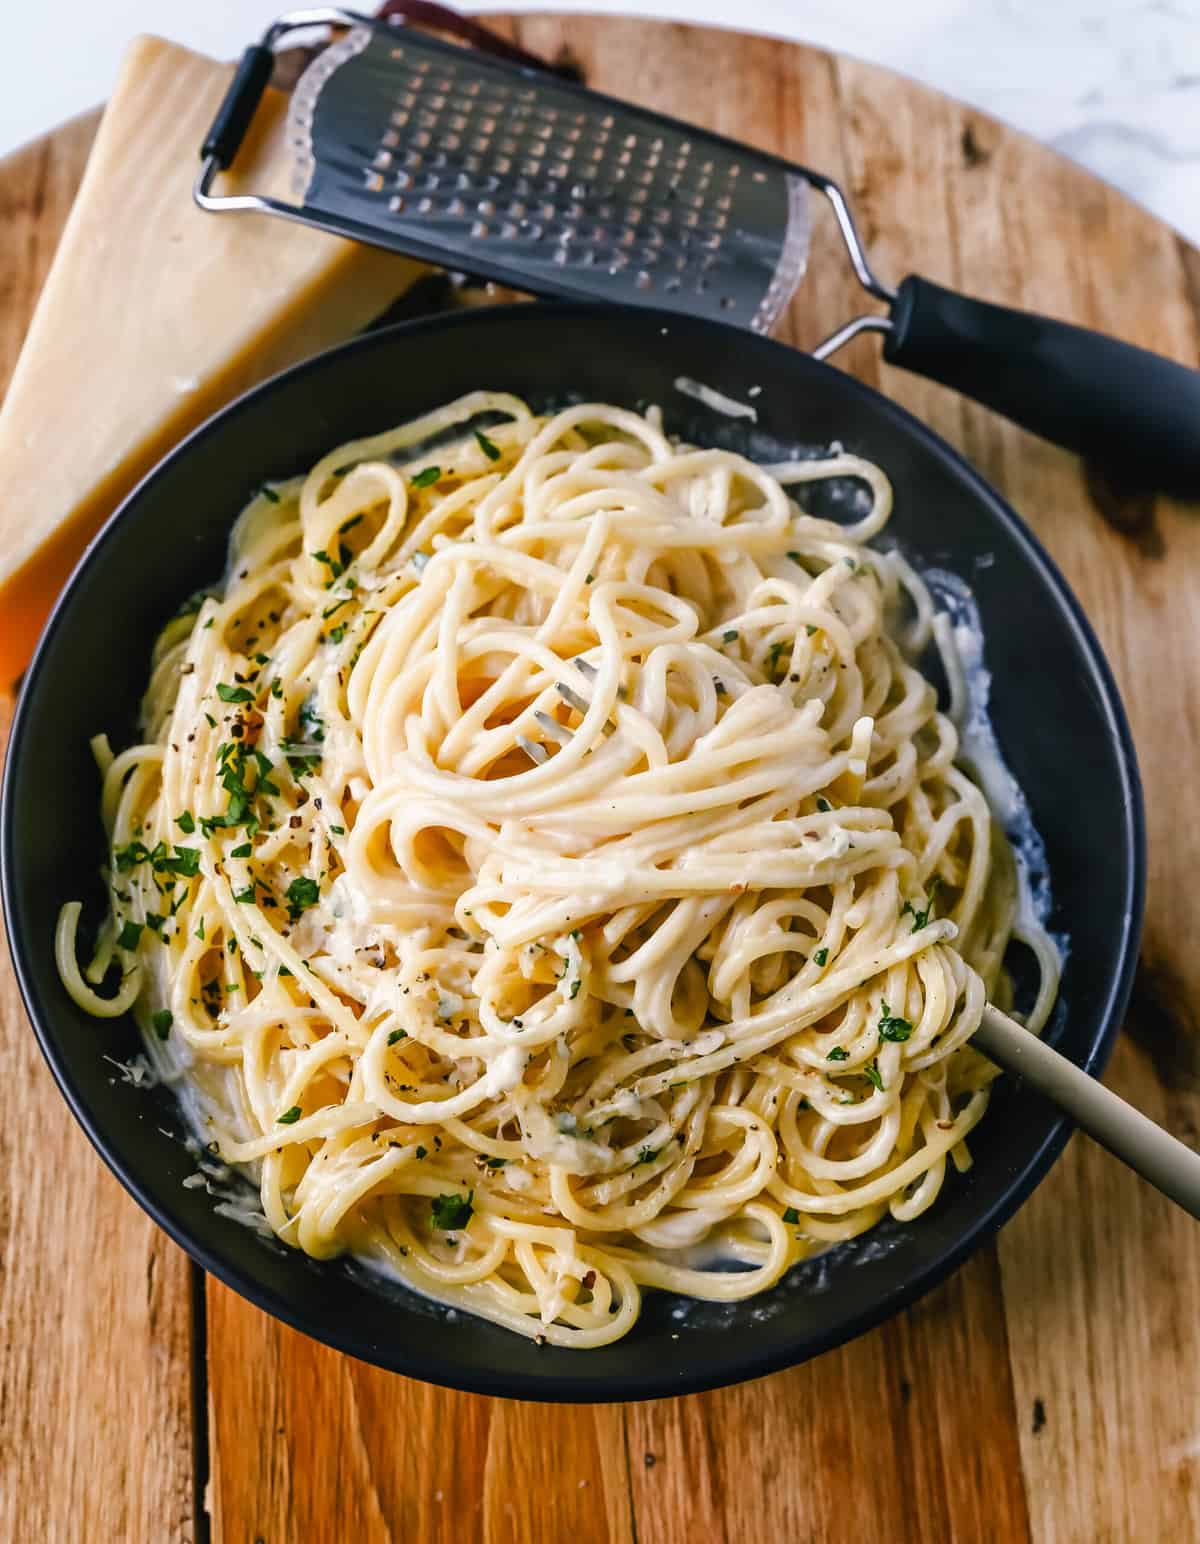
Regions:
[[1, 305, 1144, 1401]]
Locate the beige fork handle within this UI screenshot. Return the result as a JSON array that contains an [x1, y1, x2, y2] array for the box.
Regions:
[[975, 1005, 1200, 1220]]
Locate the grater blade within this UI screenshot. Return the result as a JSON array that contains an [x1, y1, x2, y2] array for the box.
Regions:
[[272, 18, 812, 334]]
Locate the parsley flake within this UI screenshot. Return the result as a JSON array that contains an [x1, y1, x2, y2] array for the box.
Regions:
[[150, 1008, 173, 1039], [431, 1191, 474, 1229], [877, 1000, 913, 1043], [277, 1106, 303, 1125], [411, 465, 441, 488], [285, 876, 320, 922], [902, 876, 942, 933], [474, 428, 501, 462], [116, 920, 143, 951]]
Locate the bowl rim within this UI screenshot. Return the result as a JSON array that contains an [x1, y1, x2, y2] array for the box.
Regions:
[[1, 302, 1146, 1401]]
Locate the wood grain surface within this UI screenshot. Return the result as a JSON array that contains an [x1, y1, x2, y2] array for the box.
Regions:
[[2, 15, 1199, 1542]]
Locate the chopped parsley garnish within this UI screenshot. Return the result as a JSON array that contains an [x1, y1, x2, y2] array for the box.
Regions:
[[387, 1028, 407, 1046], [411, 465, 441, 488], [204, 713, 216, 728], [864, 1060, 885, 1092], [329, 825, 345, 836], [415, 1145, 428, 1160], [285, 876, 320, 922], [146, 912, 165, 932], [175, 811, 195, 834], [782, 1206, 800, 1224], [806, 624, 818, 637], [636, 1146, 659, 1165], [277, 1106, 303, 1125], [216, 683, 254, 704], [195, 918, 205, 941], [310, 549, 345, 581], [813, 947, 829, 967], [431, 1191, 474, 1229], [722, 629, 739, 643], [299, 699, 325, 743], [568, 979, 582, 1000], [338, 513, 364, 534], [162, 846, 200, 877], [484, 1156, 507, 1170], [328, 624, 348, 644], [270, 678, 283, 700], [902, 876, 941, 933], [815, 796, 832, 813], [116, 920, 143, 951], [826, 1046, 849, 1062], [199, 742, 272, 835], [766, 640, 787, 678], [259, 483, 280, 504], [786, 549, 801, 561], [113, 840, 199, 878], [280, 745, 322, 779], [150, 1008, 173, 1039], [231, 842, 253, 859], [877, 1000, 913, 1043], [474, 428, 501, 462], [333, 463, 355, 477]]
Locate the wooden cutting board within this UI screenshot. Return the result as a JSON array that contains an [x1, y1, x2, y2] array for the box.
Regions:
[[3, 15, 1199, 1542]]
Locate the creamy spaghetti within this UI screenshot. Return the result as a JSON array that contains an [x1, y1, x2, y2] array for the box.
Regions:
[[58, 393, 1058, 1347]]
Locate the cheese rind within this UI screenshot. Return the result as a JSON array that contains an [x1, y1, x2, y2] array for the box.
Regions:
[[0, 35, 423, 683]]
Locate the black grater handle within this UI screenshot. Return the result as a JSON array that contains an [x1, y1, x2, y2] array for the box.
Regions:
[[885, 274, 1200, 495], [202, 45, 275, 169]]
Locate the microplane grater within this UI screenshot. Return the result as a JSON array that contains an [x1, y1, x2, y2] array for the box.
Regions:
[[197, 7, 1200, 487], [196, 7, 894, 356]]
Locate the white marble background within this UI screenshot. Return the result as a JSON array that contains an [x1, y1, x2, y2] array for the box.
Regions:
[[4, 0, 1199, 244]]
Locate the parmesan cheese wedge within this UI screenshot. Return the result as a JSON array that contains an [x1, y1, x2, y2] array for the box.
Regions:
[[0, 35, 425, 683]]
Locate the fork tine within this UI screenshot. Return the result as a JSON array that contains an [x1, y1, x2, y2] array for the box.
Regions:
[[555, 681, 591, 714], [516, 735, 549, 765], [534, 710, 573, 743]]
